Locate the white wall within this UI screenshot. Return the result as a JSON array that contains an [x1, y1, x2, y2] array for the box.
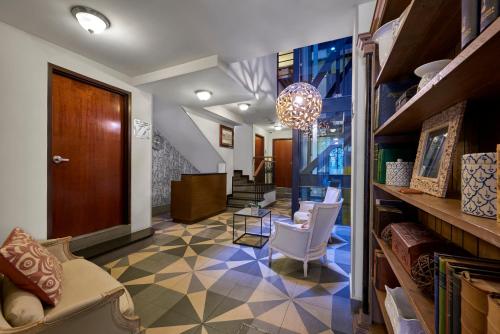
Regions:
[[350, 0, 376, 302], [234, 124, 253, 177], [0, 21, 152, 239], [266, 129, 293, 156], [187, 112, 233, 194]]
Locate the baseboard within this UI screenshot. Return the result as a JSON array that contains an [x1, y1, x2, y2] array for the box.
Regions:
[[152, 204, 170, 216], [70, 225, 131, 252], [74, 227, 154, 259]]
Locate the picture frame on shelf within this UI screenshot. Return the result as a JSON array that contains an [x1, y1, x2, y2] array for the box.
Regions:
[[219, 124, 234, 148], [410, 102, 466, 197]]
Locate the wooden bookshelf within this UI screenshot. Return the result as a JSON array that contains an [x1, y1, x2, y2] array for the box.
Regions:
[[375, 17, 500, 136], [373, 284, 394, 334], [370, 0, 411, 34], [374, 183, 500, 248], [375, 0, 460, 86], [373, 233, 434, 334]]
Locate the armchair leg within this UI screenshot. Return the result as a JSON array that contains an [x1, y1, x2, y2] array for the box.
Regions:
[[303, 261, 308, 278], [268, 247, 272, 266], [322, 254, 328, 265]]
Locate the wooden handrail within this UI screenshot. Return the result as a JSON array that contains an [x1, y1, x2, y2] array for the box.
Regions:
[[253, 159, 266, 177]]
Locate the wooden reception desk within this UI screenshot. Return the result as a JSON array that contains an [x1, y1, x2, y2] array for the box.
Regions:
[[171, 173, 227, 223]]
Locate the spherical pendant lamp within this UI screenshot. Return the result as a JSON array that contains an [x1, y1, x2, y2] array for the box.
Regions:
[[275, 82, 322, 130]]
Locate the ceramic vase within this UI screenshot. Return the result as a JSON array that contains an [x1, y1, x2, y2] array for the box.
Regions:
[[461, 153, 497, 219], [386, 159, 414, 187]]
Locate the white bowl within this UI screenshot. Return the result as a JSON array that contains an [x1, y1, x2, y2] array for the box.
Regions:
[[414, 59, 451, 91], [372, 19, 399, 67]]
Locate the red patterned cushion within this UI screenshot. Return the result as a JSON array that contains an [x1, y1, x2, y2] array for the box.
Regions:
[[0, 228, 63, 306]]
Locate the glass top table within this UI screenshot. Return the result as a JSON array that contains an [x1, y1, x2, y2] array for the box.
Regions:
[[232, 208, 271, 248]]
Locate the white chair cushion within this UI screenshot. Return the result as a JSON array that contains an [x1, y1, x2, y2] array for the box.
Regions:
[[293, 211, 310, 224]]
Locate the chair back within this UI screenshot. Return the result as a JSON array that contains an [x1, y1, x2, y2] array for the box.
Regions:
[[307, 200, 343, 251], [322, 187, 341, 204]]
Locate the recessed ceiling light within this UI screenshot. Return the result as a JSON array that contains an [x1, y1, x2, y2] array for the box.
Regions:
[[195, 90, 212, 101], [238, 103, 250, 111], [71, 6, 110, 34], [274, 124, 282, 131]]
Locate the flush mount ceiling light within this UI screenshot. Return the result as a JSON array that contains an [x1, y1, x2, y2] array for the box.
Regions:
[[276, 82, 322, 130], [71, 6, 110, 34], [238, 103, 250, 111], [195, 90, 212, 101], [274, 124, 283, 131]]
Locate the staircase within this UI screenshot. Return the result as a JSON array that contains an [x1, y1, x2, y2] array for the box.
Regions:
[[227, 170, 275, 208]]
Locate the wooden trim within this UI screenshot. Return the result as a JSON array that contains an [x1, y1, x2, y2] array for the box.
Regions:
[[47, 63, 132, 238], [219, 124, 234, 148]]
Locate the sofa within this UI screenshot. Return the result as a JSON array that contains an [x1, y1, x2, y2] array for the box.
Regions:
[[0, 237, 141, 334]]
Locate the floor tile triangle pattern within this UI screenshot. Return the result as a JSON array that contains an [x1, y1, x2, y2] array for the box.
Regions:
[[104, 200, 353, 334]]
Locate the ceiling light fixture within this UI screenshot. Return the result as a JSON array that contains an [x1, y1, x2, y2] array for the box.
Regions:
[[276, 82, 322, 130], [195, 90, 212, 101], [71, 6, 110, 34], [238, 103, 250, 111], [274, 124, 283, 131]]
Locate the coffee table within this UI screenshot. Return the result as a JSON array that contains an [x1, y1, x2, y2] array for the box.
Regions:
[[232, 208, 271, 248]]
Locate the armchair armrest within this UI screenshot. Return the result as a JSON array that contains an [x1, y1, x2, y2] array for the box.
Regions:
[[298, 201, 317, 213], [40, 237, 81, 263]]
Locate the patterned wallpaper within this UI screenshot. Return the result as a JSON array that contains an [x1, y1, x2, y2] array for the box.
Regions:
[[152, 129, 199, 208]]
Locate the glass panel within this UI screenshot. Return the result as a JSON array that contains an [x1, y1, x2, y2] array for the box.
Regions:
[[293, 37, 352, 226]]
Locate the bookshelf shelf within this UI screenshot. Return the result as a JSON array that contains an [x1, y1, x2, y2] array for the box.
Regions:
[[373, 233, 434, 334], [374, 17, 500, 136], [373, 284, 394, 334], [375, 0, 460, 87], [374, 183, 500, 248]]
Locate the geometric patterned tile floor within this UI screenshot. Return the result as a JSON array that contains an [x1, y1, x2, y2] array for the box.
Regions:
[[104, 200, 353, 334]]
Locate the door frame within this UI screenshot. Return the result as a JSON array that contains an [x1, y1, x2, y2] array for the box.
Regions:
[[47, 63, 132, 238], [272, 138, 293, 187]]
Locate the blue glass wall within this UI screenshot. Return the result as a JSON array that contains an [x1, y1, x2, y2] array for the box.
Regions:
[[292, 37, 353, 225]]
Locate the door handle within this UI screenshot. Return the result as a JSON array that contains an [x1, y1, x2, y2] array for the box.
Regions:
[[52, 155, 70, 164]]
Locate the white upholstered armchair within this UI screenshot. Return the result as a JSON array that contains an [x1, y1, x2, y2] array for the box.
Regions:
[[293, 187, 341, 224], [268, 200, 343, 277]]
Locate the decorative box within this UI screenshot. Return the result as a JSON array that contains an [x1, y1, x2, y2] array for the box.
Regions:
[[374, 250, 399, 290], [384, 286, 425, 334], [386, 159, 414, 187], [461, 152, 497, 219], [374, 204, 404, 236], [395, 85, 418, 111], [391, 223, 442, 274]]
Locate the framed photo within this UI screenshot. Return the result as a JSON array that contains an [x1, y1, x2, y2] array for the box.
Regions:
[[410, 102, 466, 197], [219, 124, 234, 148]]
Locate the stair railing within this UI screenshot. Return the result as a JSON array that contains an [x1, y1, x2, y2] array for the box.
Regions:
[[252, 156, 275, 205]]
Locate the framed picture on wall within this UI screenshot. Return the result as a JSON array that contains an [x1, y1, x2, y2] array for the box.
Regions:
[[219, 125, 234, 148]]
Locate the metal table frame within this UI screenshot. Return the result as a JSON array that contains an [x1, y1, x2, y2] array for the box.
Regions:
[[232, 209, 271, 248]]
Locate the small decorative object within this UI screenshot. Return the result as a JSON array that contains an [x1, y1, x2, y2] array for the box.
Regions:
[[410, 253, 434, 295], [372, 18, 399, 67], [410, 102, 466, 197], [395, 85, 418, 111], [219, 124, 234, 148], [462, 0, 480, 48], [275, 82, 322, 130], [248, 203, 260, 215], [381, 224, 393, 245], [385, 286, 425, 334], [152, 133, 164, 151], [391, 223, 442, 275], [386, 159, 414, 187], [374, 204, 404, 236], [414, 59, 452, 92], [133, 118, 151, 139], [480, 0, 499, 32], [461, 152, 497, 219], [497, 144, 500, 223], [399, 188, 423, 194]]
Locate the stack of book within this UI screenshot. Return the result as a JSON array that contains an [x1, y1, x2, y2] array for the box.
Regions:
[[434, 253, 500, 334]]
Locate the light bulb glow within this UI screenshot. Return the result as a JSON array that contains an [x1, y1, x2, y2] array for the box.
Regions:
[[238, 103, 250, 111], [195, 90, 212, 101]]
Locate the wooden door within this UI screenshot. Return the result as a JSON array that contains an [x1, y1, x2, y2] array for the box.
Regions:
[[273, 139, 292, 187], [254, 135, 265, 182], [49, 67, 129, 238]]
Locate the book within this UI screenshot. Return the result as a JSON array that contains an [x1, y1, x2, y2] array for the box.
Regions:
[[480, 0, 499, 32], [462, 0, 480, 49]]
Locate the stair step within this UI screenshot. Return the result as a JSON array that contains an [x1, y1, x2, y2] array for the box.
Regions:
[[232, 192, 263, 200], [227, 198, 256, 207]]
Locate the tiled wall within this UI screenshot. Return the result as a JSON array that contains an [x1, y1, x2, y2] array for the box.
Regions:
[[152, 129, 199, 208]]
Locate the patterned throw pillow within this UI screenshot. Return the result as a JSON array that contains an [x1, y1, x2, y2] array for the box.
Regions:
[[0, 228, 63, 306]]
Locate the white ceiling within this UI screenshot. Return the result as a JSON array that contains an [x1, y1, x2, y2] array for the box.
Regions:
[[0, 0, 369, 76]]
